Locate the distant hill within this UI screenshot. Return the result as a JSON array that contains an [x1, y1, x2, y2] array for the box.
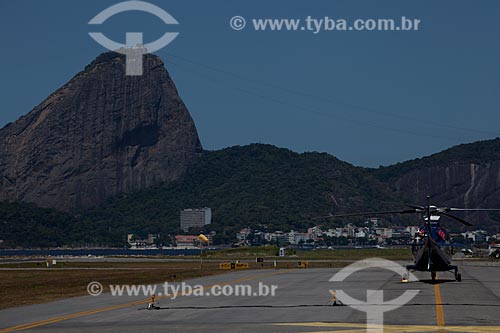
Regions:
[[0, 144, 401, 247], [3, 140, 500, 247], [371, 138, 500, 231], [0, 202, 77, 248], [373, 138, 500, 182], [80, 144, 400, 245]]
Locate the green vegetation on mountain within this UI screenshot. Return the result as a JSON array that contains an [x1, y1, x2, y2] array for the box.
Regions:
[[0, 144, 398, 247], [373, 138, 500, 182], [81, 144, 397, 245], [3, 139, 500, 248], [0, 202, 79, 248]]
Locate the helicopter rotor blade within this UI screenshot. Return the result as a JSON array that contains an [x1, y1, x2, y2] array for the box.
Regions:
[[440, 212, 474, 226], [379, 202, 425, 211], [446, 208, 500, 212], [406, 204, 425, 210]]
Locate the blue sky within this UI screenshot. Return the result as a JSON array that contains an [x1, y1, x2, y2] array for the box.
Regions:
[[0, 0, 499, 167]]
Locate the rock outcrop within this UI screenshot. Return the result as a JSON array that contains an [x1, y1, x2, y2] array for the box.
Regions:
[[0, 52, 202, 211], [373, 139, 500, 228], [388, 162, 500, 210]]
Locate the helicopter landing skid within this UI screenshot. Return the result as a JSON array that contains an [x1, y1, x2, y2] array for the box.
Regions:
[[405, 264, 462, 282]]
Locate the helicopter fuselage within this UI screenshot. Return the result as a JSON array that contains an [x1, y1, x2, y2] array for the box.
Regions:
[[407, 235, 461, 281]]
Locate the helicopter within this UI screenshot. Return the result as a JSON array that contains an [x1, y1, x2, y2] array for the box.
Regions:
[[316, 196, 500, 282]]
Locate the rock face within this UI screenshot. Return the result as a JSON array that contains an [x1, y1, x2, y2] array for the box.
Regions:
[[0, 52, 202, 211], [373, 139, 500, 228], [389, 162, 500, 211], [386, 163, 500, 228]]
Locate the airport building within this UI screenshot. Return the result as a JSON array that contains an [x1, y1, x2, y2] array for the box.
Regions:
[[180, 207, 212, 232], [174, 235, 198, 248]]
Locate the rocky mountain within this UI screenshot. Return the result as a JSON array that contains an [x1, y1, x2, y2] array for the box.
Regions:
[[0, 52, 202, 211], [372, 138, 500, 229], [83, 140, 500, 245], [1, 51, 500, 247], [2, 140, 500, 248]]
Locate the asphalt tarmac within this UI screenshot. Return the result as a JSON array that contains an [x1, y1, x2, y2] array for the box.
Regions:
[[1, 260, 499, 332]]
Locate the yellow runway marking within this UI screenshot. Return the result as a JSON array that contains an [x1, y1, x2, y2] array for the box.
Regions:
[[274, 322, 500, 332], [434, 277, 446, 328], [0, 270, 291, 333], [275, 272, 500, 333]]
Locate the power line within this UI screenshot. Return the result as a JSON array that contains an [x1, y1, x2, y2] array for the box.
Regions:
[[163, 52, 498, 137], [166, 58, 474, 142]]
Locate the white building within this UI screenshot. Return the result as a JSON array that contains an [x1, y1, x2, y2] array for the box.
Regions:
[[324, 229, 337, 238], [127, 233, 158, 249], [405, 226, 419, 237], [354, 228, 367, 238], [307, 226, 323, 240], [236, 228, 251, 241], [288, 230, 309, 245], [180, 208, 212, 232]]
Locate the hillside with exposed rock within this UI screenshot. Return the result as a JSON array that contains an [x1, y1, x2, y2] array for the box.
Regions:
[[1, 51, 500, 247], [372, 139, 500, 228], [0, 52, 202, 211]]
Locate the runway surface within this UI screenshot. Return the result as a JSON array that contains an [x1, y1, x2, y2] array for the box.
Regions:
[[1, 260, 499, 332]]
